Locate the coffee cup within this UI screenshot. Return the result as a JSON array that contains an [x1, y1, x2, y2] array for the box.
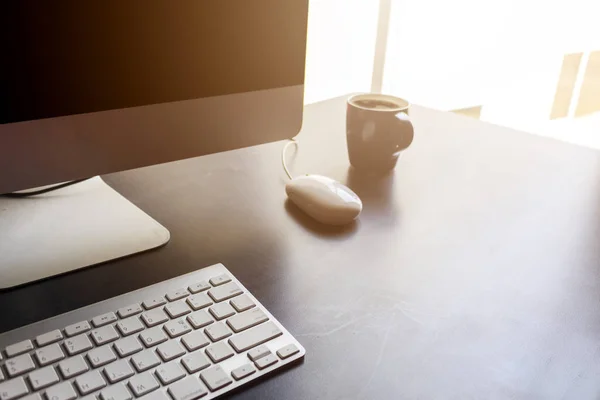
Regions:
[[346, 93, 414, 172]]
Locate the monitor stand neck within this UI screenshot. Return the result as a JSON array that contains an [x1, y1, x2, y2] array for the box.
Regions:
[[0, 177, 170, 289]]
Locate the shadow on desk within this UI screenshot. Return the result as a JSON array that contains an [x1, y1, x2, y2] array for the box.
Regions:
[[345, 166, 400, 226]]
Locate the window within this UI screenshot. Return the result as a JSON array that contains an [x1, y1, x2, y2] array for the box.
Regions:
[[305, 0, 600, 148]]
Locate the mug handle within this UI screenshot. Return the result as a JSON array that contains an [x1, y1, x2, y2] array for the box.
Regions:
[[394, 112, 414, 150]]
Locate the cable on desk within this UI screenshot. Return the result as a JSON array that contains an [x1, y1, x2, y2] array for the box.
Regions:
[[282, 138, 299, 180]]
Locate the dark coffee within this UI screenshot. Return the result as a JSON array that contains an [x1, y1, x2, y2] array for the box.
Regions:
[[346, 94, 413, 173], [351, 99, 403, 111]]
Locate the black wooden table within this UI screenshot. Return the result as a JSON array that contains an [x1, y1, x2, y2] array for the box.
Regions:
[[3, 95, 600, 399]]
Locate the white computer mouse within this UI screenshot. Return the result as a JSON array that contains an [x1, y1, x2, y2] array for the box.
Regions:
[[285, 174, 362, 226]]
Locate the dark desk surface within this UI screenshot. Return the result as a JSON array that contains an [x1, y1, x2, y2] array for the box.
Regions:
[[3, 95, 600, 399]]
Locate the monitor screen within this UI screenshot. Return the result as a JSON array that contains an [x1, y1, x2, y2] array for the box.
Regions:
[[1, 1, 307, 124]]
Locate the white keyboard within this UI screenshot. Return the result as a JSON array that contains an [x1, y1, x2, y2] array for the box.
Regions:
[[0, 264, 305, 400]]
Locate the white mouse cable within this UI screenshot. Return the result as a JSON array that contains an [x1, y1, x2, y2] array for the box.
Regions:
[[281, 138, 299, 180]]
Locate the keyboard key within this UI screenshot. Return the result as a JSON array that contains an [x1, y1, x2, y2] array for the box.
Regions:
[[113, 336, 143, 357], [92, 312, 118, 328], [156, 340, 186, 362], [64, 334, 93, 356], [5, 354, 35, 378], [104, 359, 135, 384], [277, 343, 300, 359], [75, 370, 107, 395], [204, 323, 231, 342], [87, 346, 117, 368], [45, 382, 77, 400], [163, 319, 192, 338], [139, 327, 168, 348], [186, 294, 212, 311], [131, 350, 161, 373], [21, 394, 41, 400], [188, 281, 210, 294], [155, 361, 185, 385], [166, 289, 189, 302], [35, 330, 63, 347], [64, 321, 91, 338], [255, 354, 278, 370], [181, 331, 209, 352], [208, 303, 235, 321], [231, 364, 256, 381], [205, 342, 234, 363], [35, 344, 65, 367], [168, 376, 207, 400], [227, 308, 268, 333], [117, 304, 143, 319], [0, 369, 4, 382], [228, 321, 282, 353], [207, 282, 242, 303], [116, 317, 145, 337], [100, 384, 132, 400], [187, 311, 213, 330], [138, 392, 168, 400], [58, 355, 89, 379], [142, 297, 166, 310], [209, 274, 231, 287], [164, 301, 191, 319], [180, 352, 210, 374], [128, 372, 159, 397], [200, 365, 232, 392], [91, 325, 120, 346], [0, 377, 28, 400], [141, 309, 169, 328], [230, 295, 255, 312], [247, 345, 271, 361], [28, 366, 59, 390], [5, 340, 33, 358]]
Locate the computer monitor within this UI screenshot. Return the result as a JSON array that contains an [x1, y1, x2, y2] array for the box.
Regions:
[[0, 1, 308, 288]]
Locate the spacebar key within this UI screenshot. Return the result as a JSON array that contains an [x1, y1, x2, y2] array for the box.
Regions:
[[228, 321, 282, 353]]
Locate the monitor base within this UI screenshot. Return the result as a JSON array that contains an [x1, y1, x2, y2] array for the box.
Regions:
[[0, 177, 170, 289]]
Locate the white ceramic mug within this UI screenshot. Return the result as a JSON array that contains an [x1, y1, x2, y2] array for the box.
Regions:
[[346, 94, 414, 172]]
